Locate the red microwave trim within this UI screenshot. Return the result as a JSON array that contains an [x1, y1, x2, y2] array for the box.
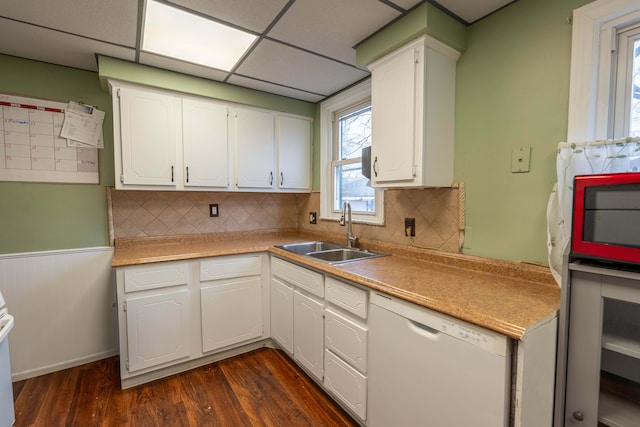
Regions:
[[572, 172, 640, 264]]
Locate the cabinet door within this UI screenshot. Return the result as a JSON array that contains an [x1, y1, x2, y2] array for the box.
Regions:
[[200, 276, 262, 353], [234, 108, 275, 189], [564, 270, 640, 426], [294, 290, 324, 381], [118, 87, 178, 186], [271, 277, 294, 354], [126, 289, 189, 372], [182, 99, 229, 188], [370, 41, 421, 184], [276, 115, 311, 190]]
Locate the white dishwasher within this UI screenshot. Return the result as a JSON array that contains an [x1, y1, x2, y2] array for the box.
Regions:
[[368, 292, 511, 427]]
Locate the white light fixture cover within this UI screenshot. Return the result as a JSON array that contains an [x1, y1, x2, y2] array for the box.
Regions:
[[143, 0, 257, 72]]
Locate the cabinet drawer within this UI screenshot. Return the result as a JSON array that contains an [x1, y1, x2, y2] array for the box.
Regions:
[[200, 255, 261, 281], [325, 277, 368, 319], [325, 308, 368, 374], [324, 349, 367, 421], [123, 261, 189, 293], [271, 257, 324, 298]]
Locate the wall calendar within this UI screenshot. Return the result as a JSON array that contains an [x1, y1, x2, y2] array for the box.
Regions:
[[0, 93, 100, 184]]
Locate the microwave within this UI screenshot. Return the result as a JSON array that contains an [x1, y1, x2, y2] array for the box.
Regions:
[[571, 172, 640, 265]]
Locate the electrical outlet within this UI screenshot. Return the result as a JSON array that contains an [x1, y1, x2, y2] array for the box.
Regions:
[[209, 204, 219, 217], [405, 218, 416, 236], [309, 212, 317, 224]]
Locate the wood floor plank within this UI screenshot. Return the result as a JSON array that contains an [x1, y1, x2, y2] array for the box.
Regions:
[[12, 347, 357, 427]]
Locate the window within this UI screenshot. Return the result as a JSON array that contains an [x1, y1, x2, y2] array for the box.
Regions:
[[320, 80, 384, 224], [332, 103, 374, 212], [613, 24, 640, 138]]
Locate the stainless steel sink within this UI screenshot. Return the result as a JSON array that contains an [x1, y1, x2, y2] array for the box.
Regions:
[[276, 241, 388, 264], [277, 241, 344, 255], [307, 248, 386, 263]]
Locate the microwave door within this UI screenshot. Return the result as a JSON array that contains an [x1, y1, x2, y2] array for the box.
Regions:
[[583, 185, 640, 248]]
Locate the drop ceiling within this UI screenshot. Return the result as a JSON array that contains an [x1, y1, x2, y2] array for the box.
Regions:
[[0, 0, 515, 103]]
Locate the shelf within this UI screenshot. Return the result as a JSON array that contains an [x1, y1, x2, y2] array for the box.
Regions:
[[599, 372, 640, 427], [602, 332, 640, 360], [599, 390, 640, 427]]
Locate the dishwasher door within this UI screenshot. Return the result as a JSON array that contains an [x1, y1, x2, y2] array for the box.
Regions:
[[368, 293, 511, 427]]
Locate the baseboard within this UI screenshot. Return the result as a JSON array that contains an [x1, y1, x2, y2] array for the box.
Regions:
[[12, 349, 118, 382]]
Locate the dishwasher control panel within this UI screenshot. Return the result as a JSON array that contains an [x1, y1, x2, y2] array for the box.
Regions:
[[440, 319, 496, 353], [371, 292, 509, 357]]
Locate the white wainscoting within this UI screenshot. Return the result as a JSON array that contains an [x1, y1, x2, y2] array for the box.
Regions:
[[0, 246, 117, 381]]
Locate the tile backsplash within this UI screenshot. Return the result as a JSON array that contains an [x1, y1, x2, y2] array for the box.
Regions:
[[297, 186, 463, 253], [109, 185, 463, 253]]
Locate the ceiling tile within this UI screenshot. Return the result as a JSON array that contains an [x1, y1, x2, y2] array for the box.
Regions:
[[436, 0, 514, 23], [227, 75, 325, 103], [139, 52, 230, 82], [268, 0, 401, 64], [0, 0, 138, 47], [390, 0, 425, 10], [0, 19, 136, 72], [168, 0, 289, 33], [235, 39, 369, 96]]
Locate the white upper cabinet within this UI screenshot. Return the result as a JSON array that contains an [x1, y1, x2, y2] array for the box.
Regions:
[[111, 81, 312, 192], [368, 35, 460, 188], [116, 85, 180, 187], [182, 98, 229, 189], [234, 107, 275, 190], [276, 115, 312, 191]]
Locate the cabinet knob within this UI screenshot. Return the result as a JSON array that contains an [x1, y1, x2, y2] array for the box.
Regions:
[[572, 411, 584, 421]]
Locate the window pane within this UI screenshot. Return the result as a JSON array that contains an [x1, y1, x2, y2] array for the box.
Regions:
[[631, 38, 640, 136], [339, 106, 371, 160], [334, 163, 375, 212]]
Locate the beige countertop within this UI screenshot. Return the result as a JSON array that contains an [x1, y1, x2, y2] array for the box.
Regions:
[[112, 230, 560, 341]]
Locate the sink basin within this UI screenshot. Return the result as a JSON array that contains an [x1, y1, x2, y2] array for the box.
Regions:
[[276, 241, 388, 264], [307, 248, 386, 263], [277, 241, 344, 255]]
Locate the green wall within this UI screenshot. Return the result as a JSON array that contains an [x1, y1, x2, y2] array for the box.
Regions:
[[0, 55, 113, 254], [0, 54, 315, 255], [454, 0, 593, 264]]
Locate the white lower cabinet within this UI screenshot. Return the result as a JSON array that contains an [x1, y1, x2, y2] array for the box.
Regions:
[[116, 254, 268, 388], [271, 257, 325, 383], [294, 289, 324, 381], [323, 280, 369, 423], [125, 288, 190, 373], [270, 276, 294, 354], [200, 276, 262, 353], [199, 255, 263, 354], [271, 257, 369, 422]]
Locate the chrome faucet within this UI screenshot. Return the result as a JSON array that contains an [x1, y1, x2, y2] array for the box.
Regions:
[[340, 201, 357, 248]]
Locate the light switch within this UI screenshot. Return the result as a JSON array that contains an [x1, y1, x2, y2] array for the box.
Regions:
[[511, 146, 531, 173]]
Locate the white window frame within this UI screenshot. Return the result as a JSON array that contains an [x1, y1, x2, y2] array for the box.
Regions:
[[319, 79, 384, 224], [567, 0, 640, 141]]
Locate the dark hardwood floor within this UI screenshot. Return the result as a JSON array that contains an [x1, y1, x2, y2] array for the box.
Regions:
[[12, 347, 358, 427]]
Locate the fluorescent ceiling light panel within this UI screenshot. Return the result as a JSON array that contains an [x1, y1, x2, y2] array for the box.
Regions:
[[143, 0, 257, 71]]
